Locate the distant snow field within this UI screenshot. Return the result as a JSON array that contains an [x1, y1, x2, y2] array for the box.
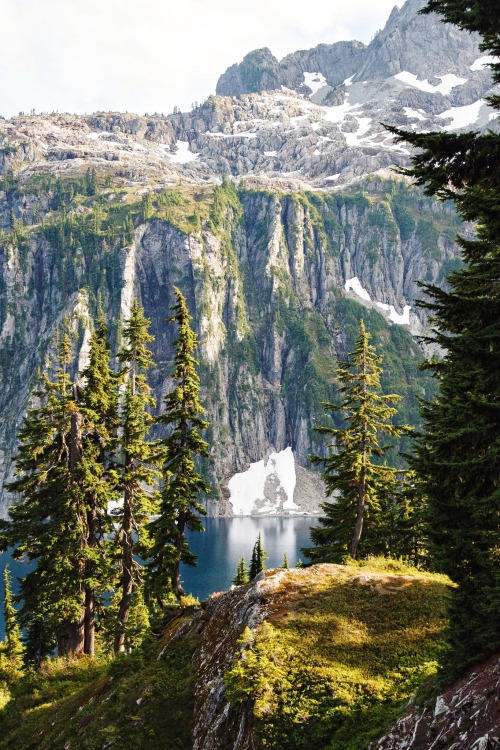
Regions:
[[168, 140, 199, 163], [303, 72, 327, 95], [376, 301, 411, 325], [228, 447, 299, 516], [403, 107, 427, 121], [345, 276, 371, 301], [394, 71, 467, 95], [470, 56, 499, 71], [438, 99, 486, 130], [345, 278, 411, 326]]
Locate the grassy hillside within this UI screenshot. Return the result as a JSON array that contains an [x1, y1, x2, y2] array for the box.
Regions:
[[0, 560, 451, 750]]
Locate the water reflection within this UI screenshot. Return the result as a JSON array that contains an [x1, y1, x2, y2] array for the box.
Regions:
[[0, 517, 319, 637], [182, 516, 318, 600]]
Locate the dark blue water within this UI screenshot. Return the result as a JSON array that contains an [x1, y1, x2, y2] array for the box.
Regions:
[[0, 516, 318, 638]]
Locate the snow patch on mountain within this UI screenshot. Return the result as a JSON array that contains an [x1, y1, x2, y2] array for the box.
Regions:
[[403, 107, 427, 121], [438, 99, 486, 130], [345, 277, 371, 301], [376, 302, 411, 325], [344, 117, 373, 147], [470, 55, 499, 71], [228, 447, 298, 516], [345, 278, 411, 326], [168, 140, 198, 163], [303, 72, 327, 95], [394, 71, 467, 95]]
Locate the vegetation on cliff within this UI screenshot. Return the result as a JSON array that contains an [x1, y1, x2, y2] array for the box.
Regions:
[[305, 320, 412, 562], [0, 562, 451, 750], [391, 0, 500, 674]]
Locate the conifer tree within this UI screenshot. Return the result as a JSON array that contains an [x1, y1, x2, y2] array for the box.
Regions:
[[282, 553, 289, 569], [6, 333, 89, 659], [389, 0, 500, 670], [304, 320, 409, 562], [79, 314, 120, 656], [5, 321, 120, 660], [249, 533, 267, 579], [2, 566, 23, 674], [113, 299, 157, 652], [365, 471, 428, 567], [232, 556, 249, 586], [147, 288, 210, 604]]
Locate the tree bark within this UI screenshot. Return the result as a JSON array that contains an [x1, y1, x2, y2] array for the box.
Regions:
[[58, 614, 85, 657], [114, 486, 134, 653], [173, 513, 186, 600]]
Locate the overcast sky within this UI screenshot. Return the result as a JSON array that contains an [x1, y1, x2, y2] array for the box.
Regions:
[[1, 0, 404, 118]]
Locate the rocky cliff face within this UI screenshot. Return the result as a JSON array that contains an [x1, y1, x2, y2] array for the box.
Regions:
[[0, 0, 493, 515], [1, 0, 497, 192], [0, 173, 463, 516], [371, 654, 500, 750]]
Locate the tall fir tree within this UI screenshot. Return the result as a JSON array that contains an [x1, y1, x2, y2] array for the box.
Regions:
[[113, 299, 157, 653], [6, 332, 89, 660], [389, 0, 500, 671], [5, 320, 120, 661], [147, 288, 210, 603], [249, 533, 267, 579], [79, 314, 120, 656], [304, 320, 409, 562], [232, 556, 249, 586]]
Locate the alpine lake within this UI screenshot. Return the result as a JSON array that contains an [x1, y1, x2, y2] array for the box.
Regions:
[[0, 515, 319, 639]]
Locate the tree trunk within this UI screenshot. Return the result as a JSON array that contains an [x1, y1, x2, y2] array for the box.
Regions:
[[350, 345, 367, 559], [66, 408, 87, 656], [84, 500, 97, 656], [58, 615, 85, 657], [115, 487, 134, 653], [172, 514, 186, 600], [350, 476, 365, 558], [84, 588, 95, 656]]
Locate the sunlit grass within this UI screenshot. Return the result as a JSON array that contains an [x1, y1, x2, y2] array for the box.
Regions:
[[225, 559, 451, 750]]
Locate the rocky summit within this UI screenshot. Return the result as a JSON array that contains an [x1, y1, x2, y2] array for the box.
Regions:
[[1, 0, 497, 192], [0, 0, 498, 515]]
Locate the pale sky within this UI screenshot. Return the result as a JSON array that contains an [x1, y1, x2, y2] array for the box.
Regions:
[[0, 0, 404, 118]]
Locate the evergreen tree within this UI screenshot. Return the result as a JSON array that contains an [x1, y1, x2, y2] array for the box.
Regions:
[[304, 321, 409, 562], [147, 288, 210, 603], [365, 471, 428, 567], [232, 556, 249, 586], [6, 333, 89, 659], [282, 553, 289, 569], [79, 314, 120, 656], [141, 192, 153, 222], [2, 566, 23, 674], [389, 0, 500, 671], [113, 299, 157, 652], [249, 533, 267, 579], [5, 321, 120, 661]]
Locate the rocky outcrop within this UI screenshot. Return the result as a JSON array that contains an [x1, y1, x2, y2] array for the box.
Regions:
[[217, 0, 485, 100], [371, 653, 500, 750], [0, 0, 497, 192]]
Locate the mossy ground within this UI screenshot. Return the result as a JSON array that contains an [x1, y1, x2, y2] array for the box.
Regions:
[[0, 562, 451, 750], [225, 559, 451, 750], [0, 615, 198, 750]]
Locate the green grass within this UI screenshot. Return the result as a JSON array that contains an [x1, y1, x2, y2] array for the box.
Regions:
[[225, 561, 451, 750], [0, 563, 451, 750], [0, 618, 197, 750]]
